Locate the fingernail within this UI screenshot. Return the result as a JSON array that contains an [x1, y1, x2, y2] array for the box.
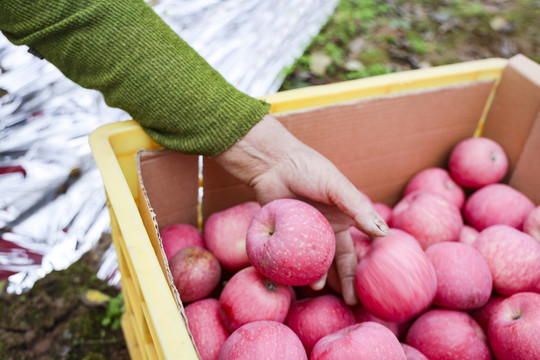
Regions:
[[374, 217, 390, 235], [310, 273, 327, 291]]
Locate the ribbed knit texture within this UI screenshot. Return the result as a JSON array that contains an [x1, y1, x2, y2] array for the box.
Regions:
[[0, 0, 271, 156]]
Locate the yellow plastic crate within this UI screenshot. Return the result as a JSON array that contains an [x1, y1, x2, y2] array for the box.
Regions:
[[89, 58, 508, 359]]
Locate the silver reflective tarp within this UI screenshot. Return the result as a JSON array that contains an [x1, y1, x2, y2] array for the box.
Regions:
[[0, 0, 339, 293]]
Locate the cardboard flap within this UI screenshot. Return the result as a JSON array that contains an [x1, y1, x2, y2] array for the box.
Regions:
[[481, 55, 540, 204], [483, 55, 540, 174], [508, 110, 540, 204]]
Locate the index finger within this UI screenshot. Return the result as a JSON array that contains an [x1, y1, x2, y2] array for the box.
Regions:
[[334, 229, 360, 306], [327, 173, 389, 238]]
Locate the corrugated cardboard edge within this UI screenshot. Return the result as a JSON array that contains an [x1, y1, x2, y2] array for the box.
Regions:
[[273, 80, 495, 117], [135, 149, 200, 359]]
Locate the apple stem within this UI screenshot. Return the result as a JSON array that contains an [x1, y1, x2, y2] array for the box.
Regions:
[[263, 279, 277, 292], [511, 313, 522, 320]]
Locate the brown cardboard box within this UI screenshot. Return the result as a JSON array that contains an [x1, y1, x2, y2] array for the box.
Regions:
[[91, 54, 540, 359], [138, 55, 540, 233]]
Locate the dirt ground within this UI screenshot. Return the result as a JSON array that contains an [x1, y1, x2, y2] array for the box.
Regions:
[[1, 0, 538, 359], [0, 235, 129, 360]]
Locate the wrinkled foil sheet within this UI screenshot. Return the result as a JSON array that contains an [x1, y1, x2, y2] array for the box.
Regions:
[[0, 0, 339, 293]]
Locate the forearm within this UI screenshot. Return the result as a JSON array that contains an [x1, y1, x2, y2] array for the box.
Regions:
[[0, 0, 270, 156]]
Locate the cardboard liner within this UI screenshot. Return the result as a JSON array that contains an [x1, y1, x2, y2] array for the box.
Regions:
[[131, 55, 540, 358]]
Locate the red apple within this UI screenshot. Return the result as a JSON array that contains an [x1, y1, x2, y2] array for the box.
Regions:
[[218, 266, 292, 333], [473, 225, 540, 296], [185, 298, 229, 360], [354, 229, 437, 322], [488, 292, 540, 360], [218, 320, 307, 360], [401, 343, 429, 360], [160, 223, 205, 261], [391, 190, 463, 249], [351, 302, 400, 337], [405, 309, 492, 360], [404, 167, 465, 209], [458, 225, 480, 246], [425, 241, 492, 310], [311, 322, 406, 360], [531, 282, 540, 294], [470, 294, 506, 334], [285, 294, 355, 356], [246, 199, 335, 286], [523, 205, 540, 241], [373, 202, 392, 225], [448, 136, 508, 189], [169, 246, 221, 303], [464, 184, 535, 231], [203, 201, 261, 272]]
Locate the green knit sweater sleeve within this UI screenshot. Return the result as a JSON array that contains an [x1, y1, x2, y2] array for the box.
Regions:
[[0, 0, 271, 156]]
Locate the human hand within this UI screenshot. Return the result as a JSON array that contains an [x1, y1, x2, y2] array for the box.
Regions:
[[214, 114, 389, 305]]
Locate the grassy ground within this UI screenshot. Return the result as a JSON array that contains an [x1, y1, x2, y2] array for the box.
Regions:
[[1, 0, 539, 358], [281, 0, 540, 90]]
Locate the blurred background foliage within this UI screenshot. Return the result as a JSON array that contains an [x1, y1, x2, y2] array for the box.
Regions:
[[281, 0, 540, 90]]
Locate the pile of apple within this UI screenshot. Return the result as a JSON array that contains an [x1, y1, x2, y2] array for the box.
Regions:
[[160, 137, 540, 360]]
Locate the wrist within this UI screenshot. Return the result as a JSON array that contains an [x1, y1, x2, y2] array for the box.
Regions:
[[214, 114, 300, 187]]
